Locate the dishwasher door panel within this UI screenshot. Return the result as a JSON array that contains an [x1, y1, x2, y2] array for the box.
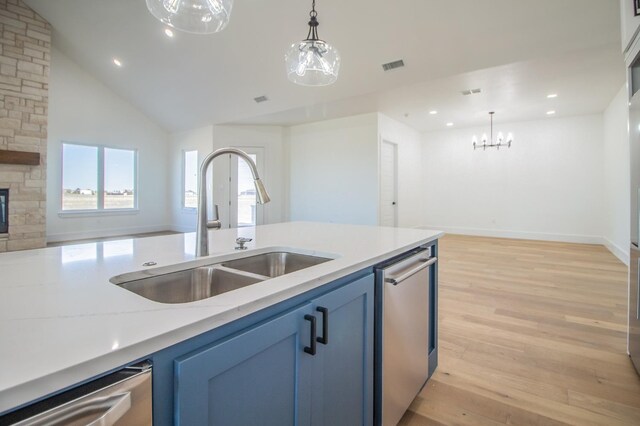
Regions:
[[3, 365, 152, 426], [380, 251, 432, 426]]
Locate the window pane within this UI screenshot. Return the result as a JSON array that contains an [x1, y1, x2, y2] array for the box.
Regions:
[[237, 154, 257, 227], [184, 150, 198, 208], [62, 144, 98, 210], [104, 148, 135, 209]]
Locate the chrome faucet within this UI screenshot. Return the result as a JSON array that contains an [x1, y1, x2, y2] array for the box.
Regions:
[[196, 148, 271, 257]]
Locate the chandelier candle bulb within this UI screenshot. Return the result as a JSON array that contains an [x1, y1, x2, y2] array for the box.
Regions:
[[473, 111, 513, 150]]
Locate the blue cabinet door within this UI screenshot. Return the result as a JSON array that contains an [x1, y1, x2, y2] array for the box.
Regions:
[[310, 274, 374, 426], [174, 303, 314, 426]]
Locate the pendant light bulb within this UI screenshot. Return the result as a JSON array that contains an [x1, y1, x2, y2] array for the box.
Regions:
[[145, 0, 233, 34], [285, 0, 341, 86]]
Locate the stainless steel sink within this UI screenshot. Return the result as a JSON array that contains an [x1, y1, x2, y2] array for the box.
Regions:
[[111, 251, 333, 303], [221, 252, 331, 278], [114, 266, 264, 304]]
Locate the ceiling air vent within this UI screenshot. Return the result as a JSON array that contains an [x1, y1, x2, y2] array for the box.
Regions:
[[254, 95, 269, 103], [461, 88, 482, 96], [382, 60, 405, 71]]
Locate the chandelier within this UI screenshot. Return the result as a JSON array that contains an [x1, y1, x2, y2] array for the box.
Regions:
[[285, 0, 341, 86], [473, 112, 513, 150]]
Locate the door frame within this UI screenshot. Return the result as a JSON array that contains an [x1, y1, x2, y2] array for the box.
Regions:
[[229, 146, 265, 228], [378, 137, 398, 227]]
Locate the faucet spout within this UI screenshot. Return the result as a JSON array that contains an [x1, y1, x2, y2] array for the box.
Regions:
[[196, 148, 271, 257]]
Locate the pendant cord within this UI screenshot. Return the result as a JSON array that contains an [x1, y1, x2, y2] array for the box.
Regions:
[[306, 0, 320, 41]]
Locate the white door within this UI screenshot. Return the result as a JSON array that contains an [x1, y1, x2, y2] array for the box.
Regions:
[[380, 140, 398, 227], [229, 147, 265, 228]]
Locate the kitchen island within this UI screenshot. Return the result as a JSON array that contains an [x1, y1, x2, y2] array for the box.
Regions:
[[0, 222, 442, 424]]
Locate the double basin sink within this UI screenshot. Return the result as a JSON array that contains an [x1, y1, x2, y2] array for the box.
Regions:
[[110, 252, 332, 304]]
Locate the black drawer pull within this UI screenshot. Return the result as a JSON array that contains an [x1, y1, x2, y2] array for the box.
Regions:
[[316, 307, 329, 345], [304, 314, 317, 355]]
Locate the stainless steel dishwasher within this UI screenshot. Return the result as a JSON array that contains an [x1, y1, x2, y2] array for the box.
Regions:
[[0, 361, 152, 426], [375, 248, 437, 426]]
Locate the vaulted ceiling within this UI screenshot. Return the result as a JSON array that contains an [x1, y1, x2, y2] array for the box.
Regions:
[[26, 0, 622, 132]]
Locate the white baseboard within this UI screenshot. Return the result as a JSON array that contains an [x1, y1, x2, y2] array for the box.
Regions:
[[421, 225, 631, 265], [46, 224, 173, 243], [603, 237, 630, 266], [420, 225, 604, 245]]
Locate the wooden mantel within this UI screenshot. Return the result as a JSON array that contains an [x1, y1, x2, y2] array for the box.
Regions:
[[0, 149, 40, 166]]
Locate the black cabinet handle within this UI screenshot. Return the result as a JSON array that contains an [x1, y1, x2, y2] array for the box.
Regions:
[[304, 314, 317, 355], [316, 307, 329, 345]]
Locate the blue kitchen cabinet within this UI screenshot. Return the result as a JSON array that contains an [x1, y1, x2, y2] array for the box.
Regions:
[[309, 276, 374, 425], [173, 273, 374, 426]]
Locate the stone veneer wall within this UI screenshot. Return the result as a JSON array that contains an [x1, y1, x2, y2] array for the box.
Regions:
[[0, 0, 49, 252]]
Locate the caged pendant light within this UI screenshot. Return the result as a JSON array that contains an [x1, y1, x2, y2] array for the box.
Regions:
[[285, 0, 341, 86], [146, 0, 233, 34]]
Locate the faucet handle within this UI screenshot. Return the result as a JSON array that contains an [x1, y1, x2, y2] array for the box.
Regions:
[[235, 237, 252, 250], [207, 204, 221, 229]]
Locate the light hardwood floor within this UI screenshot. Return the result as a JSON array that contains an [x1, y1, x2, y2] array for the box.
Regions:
[[401, 234, 640, 426]]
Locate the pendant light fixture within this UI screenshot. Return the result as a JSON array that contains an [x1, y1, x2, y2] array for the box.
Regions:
[[472, 112, 513, 150], [146, 0, 233, 34], [285, 0, 341, 86]]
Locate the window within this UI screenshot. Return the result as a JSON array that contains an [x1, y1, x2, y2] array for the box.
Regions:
[[62, 142, 137, 212], [183, 150, 198, 209]]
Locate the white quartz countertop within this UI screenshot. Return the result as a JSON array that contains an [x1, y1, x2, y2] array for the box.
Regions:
[[0, 222, 442, 413]]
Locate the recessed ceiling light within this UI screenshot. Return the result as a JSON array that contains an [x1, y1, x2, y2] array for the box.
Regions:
[[461, 88, 482, 96], [547, 93, 558, 99], [546, 110, 556, 115], [429, 110, 438, 115], [112, 58, 122, 67], [446, 122, 454, 127], [164, 28, 174, 38]]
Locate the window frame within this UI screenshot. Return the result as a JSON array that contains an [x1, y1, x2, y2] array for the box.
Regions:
[[59, 141, 139, 216], [182, 149, 198, 211]]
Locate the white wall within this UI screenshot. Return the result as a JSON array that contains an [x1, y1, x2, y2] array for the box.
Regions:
[[603, 85, 631, 264], [378, 113, 424, 228], [421, 115, 605, 243], [288, 113, 379, 225], [47, 48, 171, 242]]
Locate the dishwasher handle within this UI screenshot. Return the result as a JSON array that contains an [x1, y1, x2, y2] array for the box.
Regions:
[[14, 392, 132, 426], [385, 256, 437, 285]]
